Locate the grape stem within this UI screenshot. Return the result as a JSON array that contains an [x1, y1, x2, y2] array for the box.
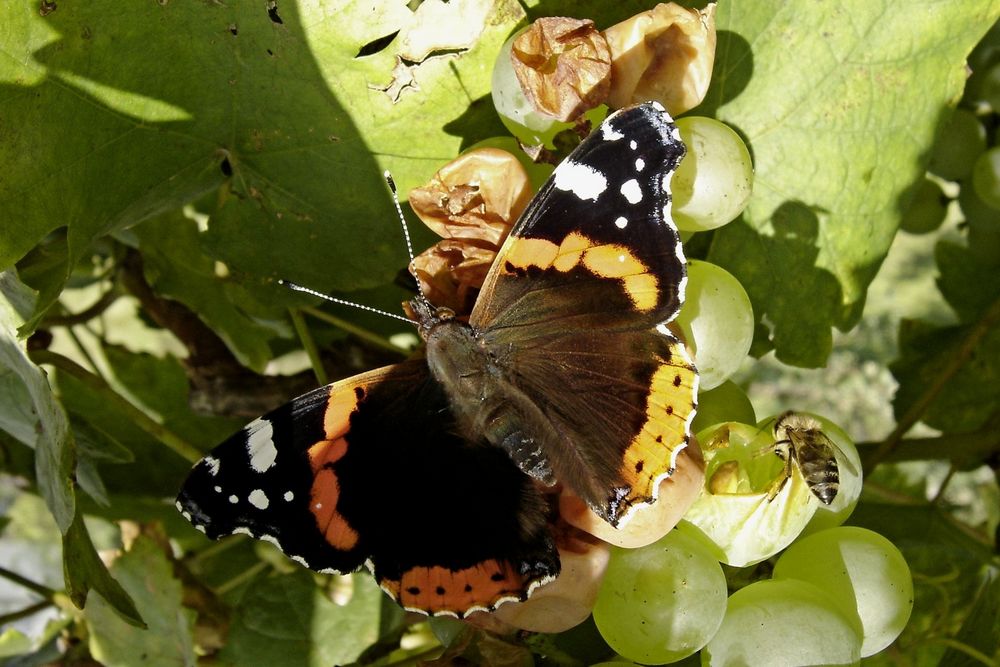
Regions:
[[864, 294, 1000, 473]]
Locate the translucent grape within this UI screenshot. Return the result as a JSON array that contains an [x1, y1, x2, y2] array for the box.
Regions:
[[490, 33, 606, 148], [593, 529, 727, 664], [928, 108, 986, 182], [686, 412, 862, 566], [900, 178, 948, 235], [773, 526, 914, 657], [684, 420, 816, 567], [971, 145, 1000, 210], [703, 579, 862, 666], [674, 260, 754, 391], [690, 380, 756, 435], [670, 117, 753, 231]]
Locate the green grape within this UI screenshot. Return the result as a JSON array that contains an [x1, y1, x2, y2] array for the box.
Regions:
[[464, 136, 555, 189], [978, 61, 1000, 113], [928, 108, 986, 181], [773, 527, 914, 657], [690, 380, 756, 435], [593, 529, 727, 664], [671, 117, 753, 232], [674, 260, 754, 391], [971, 146, 1000, 210], [958, 185, 1000, 263], [900, 178, 948, 234], [703, 579, 862, 666], [490, 33, 607, 149], [683, 421, 816, 567]]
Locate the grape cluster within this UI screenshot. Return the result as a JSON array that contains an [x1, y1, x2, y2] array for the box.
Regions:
[[414, 6, 915, 663], [905, 23, 1000, 238]]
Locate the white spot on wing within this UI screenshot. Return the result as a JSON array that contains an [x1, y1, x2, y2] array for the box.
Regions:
[[248, 489, 270, 509], [284, 490, 294, 502], [629, 140, 637, 150], [291, 555, 310, 568], [614, 216, 628, 229], [635, 158, 645, 171], [213, 486, 222, 493], [602, 122, 624, 141], [621, 179, 642, 204], [246, 418, 278, 473], [204, 456, 220, 476], [259, 534, 280, 547], [553, 160, 607, 201], [195, 524, 206, 533], [228, 494, 238, 504]]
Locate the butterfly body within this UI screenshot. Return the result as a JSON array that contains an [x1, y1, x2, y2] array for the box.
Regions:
[[177, 102, 698, 617]]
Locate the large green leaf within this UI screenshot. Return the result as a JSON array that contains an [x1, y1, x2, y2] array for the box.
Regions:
[[0, 270, 74, 532], [890, 317, 1000, 434], [0, 0, 525, 326], [219, 570, 389, 667], [85, 536, 195, 667], [706, 0, 1000, 366], [134, 210, 277, 372], [62, 510, 144, 628]]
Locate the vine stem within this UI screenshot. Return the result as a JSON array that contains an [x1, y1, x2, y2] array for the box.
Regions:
[[30, 349, 202, 464], [289, 307, 328, 386], [301, 306, 409, 357], [920, 637, 998, 666], [0, 600, 54, 626], [0, 565, 58, 599], [865, 294, 1000, 474]]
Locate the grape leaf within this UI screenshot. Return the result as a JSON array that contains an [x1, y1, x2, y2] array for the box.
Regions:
[[705, 0, 1000, 367], [0, 629, 32, 659], [890, 317, 1000, 434], [0, 0, 524, 329], [134, 210, 276, 372], [936, 574, 1000, 667], [935, 240, 1000, 324], [56, 345, 241, 499], [85, 537, 195, 667], [62, 510, 144, 628], [0, 270, 74, 532], [220, 570, 390, 667]]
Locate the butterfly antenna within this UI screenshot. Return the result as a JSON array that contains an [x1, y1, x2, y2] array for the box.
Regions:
[[277, 280, 414, 325], [384, 171, 429, 301]]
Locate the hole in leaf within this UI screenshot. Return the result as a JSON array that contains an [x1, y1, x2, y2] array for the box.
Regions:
[[266, 1, 283, 24], [229, 24, 238, 36], [355, 31, 399, 58], [220, 157, 233, 177]]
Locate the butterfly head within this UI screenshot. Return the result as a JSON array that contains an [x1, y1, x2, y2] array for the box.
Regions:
[[406, 295, 457, 341]]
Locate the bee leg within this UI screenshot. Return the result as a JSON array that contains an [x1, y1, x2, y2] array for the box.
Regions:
[[765, 445, 794, 502]]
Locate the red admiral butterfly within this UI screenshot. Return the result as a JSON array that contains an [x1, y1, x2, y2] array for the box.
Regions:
[[177, 102, 698, 617]]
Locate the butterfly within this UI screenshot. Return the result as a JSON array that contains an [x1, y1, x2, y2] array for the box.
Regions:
[[176, 101, 698, 617]]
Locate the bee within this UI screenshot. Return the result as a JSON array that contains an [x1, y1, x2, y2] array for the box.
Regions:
[[767, 411, 854, 505]]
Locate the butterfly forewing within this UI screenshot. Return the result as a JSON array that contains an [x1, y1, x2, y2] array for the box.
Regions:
[[472, 103, 687, 333]]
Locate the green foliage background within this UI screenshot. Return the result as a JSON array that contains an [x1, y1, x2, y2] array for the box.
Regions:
[[1, 0, 998, 664]]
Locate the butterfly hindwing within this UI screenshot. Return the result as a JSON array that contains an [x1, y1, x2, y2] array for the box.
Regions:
[[177, 361, 559, 617]]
